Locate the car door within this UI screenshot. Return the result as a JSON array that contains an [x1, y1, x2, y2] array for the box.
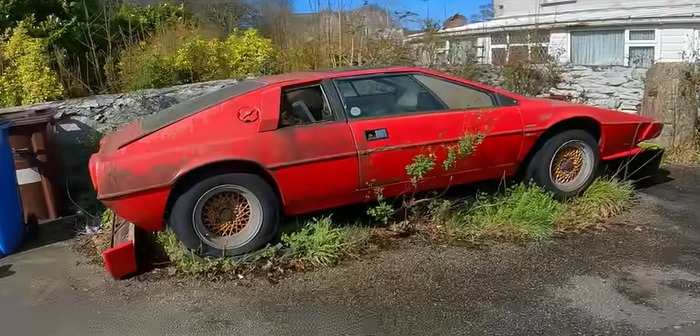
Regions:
[[333, 72, 524, 197], [255, 79, 360, 215]]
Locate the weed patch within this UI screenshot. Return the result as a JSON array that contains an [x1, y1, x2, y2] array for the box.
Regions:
[[282, 216, 371, 267], [431, 178, 635, 241], [156, 216, 373, 279], [438, 184, 565, 241], [558, 179, 635, 232]]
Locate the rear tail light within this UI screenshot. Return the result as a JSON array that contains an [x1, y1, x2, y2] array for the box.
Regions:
[[637, 121, 664, 143], [88, 154, 100, 193]]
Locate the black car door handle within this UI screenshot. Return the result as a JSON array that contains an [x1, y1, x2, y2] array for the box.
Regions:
[[365, 129, 389, 141]]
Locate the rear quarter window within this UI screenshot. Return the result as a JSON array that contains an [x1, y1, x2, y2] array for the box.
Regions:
[[413, 74, 495, 110], [140, 80, 267, 133]]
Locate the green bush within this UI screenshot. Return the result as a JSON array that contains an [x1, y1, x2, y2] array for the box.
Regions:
[[0, 22, 64, 107], [118, 27, 275, 90], [174, 36, 227, 82], [223, 28, 276, 77], [114, 2, 191, 37], [500, 61, 561, 96]]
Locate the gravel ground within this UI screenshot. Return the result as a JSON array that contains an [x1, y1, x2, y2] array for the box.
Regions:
[[1, 164, 699, 336]]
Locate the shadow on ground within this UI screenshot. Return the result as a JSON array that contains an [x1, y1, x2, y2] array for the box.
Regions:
[[15, 215, 83, 253]]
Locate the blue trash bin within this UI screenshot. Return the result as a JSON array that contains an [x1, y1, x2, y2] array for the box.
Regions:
[[0, 121, 24, 257]]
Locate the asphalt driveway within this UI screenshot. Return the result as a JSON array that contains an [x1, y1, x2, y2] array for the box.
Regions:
[[1, 164, 700, 336]]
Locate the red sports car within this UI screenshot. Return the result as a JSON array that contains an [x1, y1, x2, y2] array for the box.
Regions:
[[89, 66, 663, 258]]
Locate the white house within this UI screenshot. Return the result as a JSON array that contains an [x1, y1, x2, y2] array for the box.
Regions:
[[406, 0, 700, 67]]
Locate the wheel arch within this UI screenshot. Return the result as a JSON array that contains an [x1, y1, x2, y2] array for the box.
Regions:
[[163, 160, 283, 223], [518, 116, 602, 176]]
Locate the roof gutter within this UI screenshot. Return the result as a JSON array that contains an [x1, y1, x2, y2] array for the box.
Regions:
[[405, 15, 700, 40]]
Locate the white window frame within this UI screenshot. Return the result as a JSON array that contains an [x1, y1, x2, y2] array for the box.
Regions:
[[489, 30, 551, 65], [444, 38, 479, 64], [625, 29, 659, 68], [541, 0, 577, 6], [568, 27, 660, 67]]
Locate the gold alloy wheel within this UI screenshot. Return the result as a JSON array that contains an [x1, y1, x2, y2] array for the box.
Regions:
[[550, 146, 584, 184], [200, 191, 251, 237], [193, 184, 264, 250], [548, 139, 595, 192]]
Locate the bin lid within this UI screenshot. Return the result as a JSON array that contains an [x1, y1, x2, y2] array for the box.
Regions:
[[0, 120, 13, 131], [0, 104, 55, 127]]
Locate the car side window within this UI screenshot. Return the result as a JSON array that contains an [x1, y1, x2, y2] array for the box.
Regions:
[[279, 84, 335, 128], [334, 74, 446, 119], [412, 74, 496, 110]]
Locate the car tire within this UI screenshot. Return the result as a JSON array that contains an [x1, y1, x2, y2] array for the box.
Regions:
[[169, 173, 280, 258], [525, 129, 600, 199]]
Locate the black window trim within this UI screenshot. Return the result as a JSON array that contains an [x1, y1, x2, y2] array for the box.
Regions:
[[332, 72, 517, 121], [277, 80, 343, 130]]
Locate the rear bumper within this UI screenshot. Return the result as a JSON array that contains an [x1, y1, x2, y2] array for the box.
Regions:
[[101, 187, 171, 232], [604, 146, 665, 181], [103, 241, 137, 279]]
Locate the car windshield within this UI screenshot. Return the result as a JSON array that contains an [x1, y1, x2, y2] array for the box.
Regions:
[[140, 80, 267, 133]]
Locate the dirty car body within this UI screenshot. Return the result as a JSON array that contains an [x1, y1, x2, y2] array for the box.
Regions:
[[89, 66, 663, 260]]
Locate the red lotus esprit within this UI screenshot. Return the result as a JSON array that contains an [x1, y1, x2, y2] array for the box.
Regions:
[[89, 66, 663, 259]]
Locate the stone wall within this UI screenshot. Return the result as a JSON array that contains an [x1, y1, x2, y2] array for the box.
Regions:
[[551, 65, 647, 114], [42, 65, 647, 138], [51, 79, 240, 135], [448, 64, 647, 114]]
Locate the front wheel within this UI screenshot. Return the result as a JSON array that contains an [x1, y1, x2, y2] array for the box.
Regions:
[[169, 173, 280, 257], [526, 129, 600, 199]]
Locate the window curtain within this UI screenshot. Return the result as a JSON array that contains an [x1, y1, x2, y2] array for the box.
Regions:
[[629, 47, 655, 68], [570, 30, 625, 65]]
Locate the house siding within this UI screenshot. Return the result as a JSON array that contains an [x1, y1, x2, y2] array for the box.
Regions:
[[407, 1, 700, 68], [477, 26, 695, 66], [691, 29, 700, 61], [494, 0, 700, 18], [658, 28, 694, 62]]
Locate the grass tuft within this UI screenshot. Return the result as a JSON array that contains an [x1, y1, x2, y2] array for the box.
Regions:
[[157, 229, 237, 277], [557, 178, 635, 232], [282, 216, 371, 267], [437, 179, 635, 241], [440, 183, 564, 241]]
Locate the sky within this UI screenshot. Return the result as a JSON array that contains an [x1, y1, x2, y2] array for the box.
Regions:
[[291, 0, 487, 28]]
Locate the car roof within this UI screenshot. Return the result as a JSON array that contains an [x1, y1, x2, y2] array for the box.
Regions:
[[254, 66, 424, 85]]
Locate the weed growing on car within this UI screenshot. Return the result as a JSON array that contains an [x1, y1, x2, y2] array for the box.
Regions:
[[367, 131, 485, 226]]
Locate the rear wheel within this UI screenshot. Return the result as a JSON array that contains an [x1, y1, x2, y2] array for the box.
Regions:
[[526, 129, 600, 199], [169, 173, 279, 257]]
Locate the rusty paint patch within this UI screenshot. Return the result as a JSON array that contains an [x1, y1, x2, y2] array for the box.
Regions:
[[538, 114, 552, 121], [267, 152, 357, 170], [238, 107, 259, 123], [366, 145, 399, 154]]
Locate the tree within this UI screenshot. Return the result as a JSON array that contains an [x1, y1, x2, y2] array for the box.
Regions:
[[470, 1, 494, 23]]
